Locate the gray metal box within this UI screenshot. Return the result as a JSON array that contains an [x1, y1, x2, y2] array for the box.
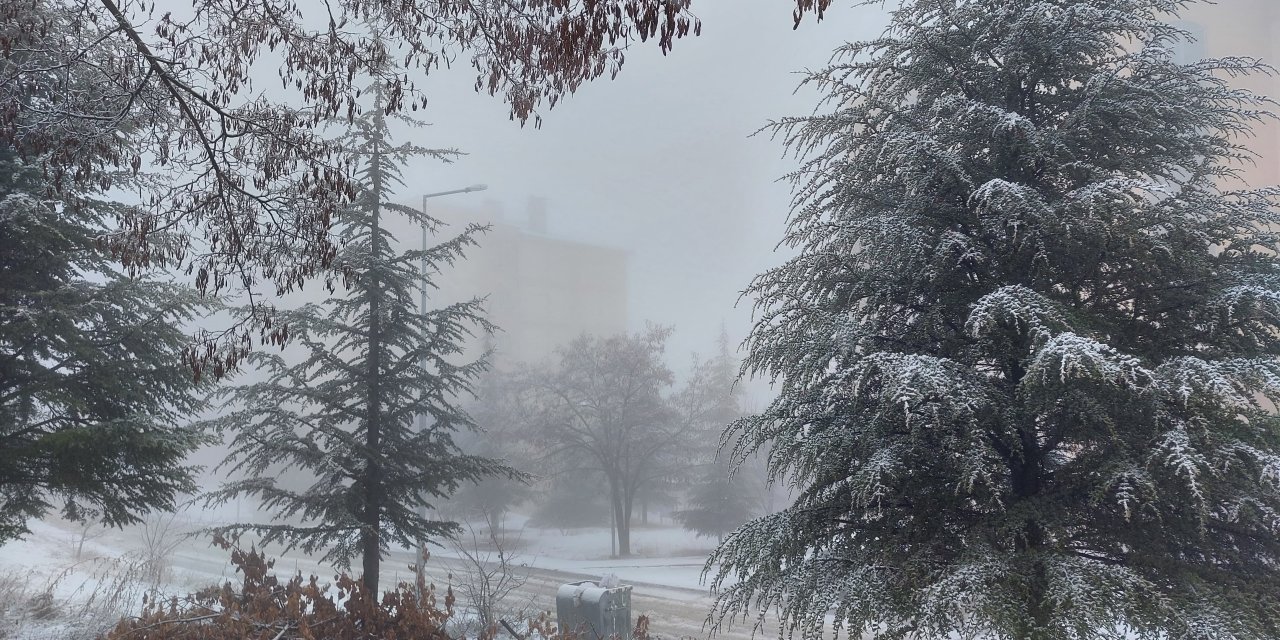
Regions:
[[555, 580, 632, 640]]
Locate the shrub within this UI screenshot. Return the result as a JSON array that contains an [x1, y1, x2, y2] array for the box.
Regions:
[[99, 536, 657, 640], [99, 536, 453, 640]]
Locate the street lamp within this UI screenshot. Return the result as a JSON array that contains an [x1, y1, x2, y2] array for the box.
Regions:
[[422, 184, 488, 201], [416, 183, 488, 593], [417, 184, 486, 371]]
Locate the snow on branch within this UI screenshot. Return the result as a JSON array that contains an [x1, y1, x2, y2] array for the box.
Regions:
[[1155, 357, 1280, 410], [1025, 333, 1151, 390], [1150, 425, 1210, 513], [965, 284, 1071, 348]]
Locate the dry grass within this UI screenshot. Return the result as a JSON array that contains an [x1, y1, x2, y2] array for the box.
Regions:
[[0, 554, 158, 640]]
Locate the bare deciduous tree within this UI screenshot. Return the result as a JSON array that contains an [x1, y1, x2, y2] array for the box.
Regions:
[[137, 511, 184, 585], [72, 521, 107, 562], [530, 327, 689, 557], [443, 511, 531, 635]]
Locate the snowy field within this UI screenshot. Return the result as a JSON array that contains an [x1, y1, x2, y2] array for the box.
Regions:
[[474, 514, 719, 592], [0, 512, 728, 640]]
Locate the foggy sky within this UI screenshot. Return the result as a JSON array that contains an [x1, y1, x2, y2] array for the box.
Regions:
[[392, 1, 889, 387]]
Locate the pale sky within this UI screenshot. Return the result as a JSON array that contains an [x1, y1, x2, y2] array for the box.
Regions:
[[388, 1, 890, 382]]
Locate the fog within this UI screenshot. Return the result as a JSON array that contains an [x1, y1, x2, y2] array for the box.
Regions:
[[176, 0, 900, 591], [191, 1, 895, 531], [393, 0, 888, 381], [7, 1, 1280, 638]]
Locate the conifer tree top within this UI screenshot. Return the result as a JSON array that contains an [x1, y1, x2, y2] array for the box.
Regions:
[[202, 101, 513, 593], [709, 1, 1280, 638]]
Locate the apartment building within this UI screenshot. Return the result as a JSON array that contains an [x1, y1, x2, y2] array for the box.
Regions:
[[411, 198, 629, 368]]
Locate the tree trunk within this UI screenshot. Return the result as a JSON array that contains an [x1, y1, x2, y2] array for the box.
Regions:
[[1012, 510, 1051, 640], [1026, 558, 1051, 640], [484, 507, 501, 537], [360, 501, 381, 592], [608, 477, 633, 557], [618, 487, 634, 557], [360, 131, 386, 594], [1010, 417, 1048, 640], [608, 476, 623, 558], [616, 510, 631, 556]]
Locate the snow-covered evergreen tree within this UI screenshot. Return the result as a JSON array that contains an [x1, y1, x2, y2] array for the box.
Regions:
[[674, 328, 755, 540], [709, 1, 1280, 638], [674, 466, 755, 541], [448, 367, 536, 529], [204, 97, 514, 592], [0, 145, 209, 543], [0, 8, 211, 542]]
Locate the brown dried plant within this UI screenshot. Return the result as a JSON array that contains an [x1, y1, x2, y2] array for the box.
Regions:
[[100, 534, 458, 640], [98, 535, 651, 640]]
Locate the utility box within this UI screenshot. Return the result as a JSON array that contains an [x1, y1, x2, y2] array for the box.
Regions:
[[556, 580, 632, 640]]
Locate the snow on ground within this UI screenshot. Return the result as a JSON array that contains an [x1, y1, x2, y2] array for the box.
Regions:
[[0, 520, 162, 640], [0, 511, 723, 639], [463, 513, 720, 592]]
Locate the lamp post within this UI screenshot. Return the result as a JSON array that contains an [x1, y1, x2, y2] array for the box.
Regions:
[[415, 183, 487, 593], [418, 183, 488, 431]]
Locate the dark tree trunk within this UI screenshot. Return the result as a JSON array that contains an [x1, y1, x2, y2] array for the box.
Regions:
[[619, 487, 634, 557], [1012, 532, 1051, 640], [1009, 403, 1048, 640], [360, 140, 386, 594], [608, 477, 633, 557]]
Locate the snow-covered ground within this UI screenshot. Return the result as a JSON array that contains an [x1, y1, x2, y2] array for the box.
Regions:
[[0, 512, 724, 639], [0, 518, 198, 640], [454, 513, 719, 593]]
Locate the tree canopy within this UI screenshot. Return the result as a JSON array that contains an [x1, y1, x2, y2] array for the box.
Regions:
[[529, 327, 687, 557], [709, 0, 1280, 638], [673, 328, 754, 540], [0, 145, 209, 542], [0, 0, 702, 374]]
